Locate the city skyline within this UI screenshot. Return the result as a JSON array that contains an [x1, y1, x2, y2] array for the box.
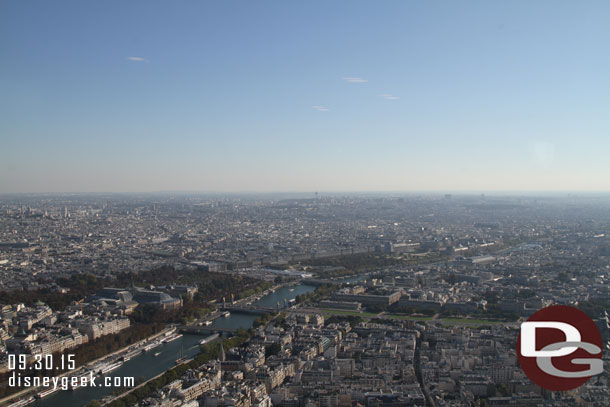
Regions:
[[1, 193, 609, 406], [2, 1, 610, 193]]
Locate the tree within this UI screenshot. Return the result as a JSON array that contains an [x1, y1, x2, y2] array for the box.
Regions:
[[496, 383, 509, 397]]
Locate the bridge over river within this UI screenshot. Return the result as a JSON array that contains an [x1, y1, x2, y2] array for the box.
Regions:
[[220, 304, 277, 315], [179, 305, 277, 335]]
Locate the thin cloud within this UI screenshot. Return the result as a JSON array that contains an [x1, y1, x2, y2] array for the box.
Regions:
[[378, 94, 399, 100], [342, 77, 368, 83], [312, 105, 329, 112], [126, 57, 148, 62]]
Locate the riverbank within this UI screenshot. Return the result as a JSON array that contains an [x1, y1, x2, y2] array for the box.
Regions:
[[89, 285, 317, 407], [24, 284, 317, 407], [0, 327, 173, 407]]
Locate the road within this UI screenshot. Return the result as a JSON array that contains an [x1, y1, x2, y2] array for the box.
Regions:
[[414, 332, 435, 407]]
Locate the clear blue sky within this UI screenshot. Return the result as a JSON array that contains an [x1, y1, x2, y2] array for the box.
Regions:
[[1, 1, 609, 193]]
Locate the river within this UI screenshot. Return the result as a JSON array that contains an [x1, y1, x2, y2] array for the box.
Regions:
[[34, 284, 316, 407]]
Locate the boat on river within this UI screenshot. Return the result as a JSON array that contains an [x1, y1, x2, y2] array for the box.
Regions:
[[175, 347, 186, 365], [163, 333, 183, 343], [7, 397, 35, 407], [142, 341, 162, 352], [35, 387, 60, 399], [199, 333, 219, 345], [99, 361, 123, 375]]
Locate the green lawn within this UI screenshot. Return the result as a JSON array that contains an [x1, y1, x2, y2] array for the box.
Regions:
[[439, 317, 506, 325], [384, 314, 433, 321], [316, 308, 510, 326], [318, 310, 434, 321]]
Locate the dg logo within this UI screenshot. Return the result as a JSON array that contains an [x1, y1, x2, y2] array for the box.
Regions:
[[517, 305, 604, 391]]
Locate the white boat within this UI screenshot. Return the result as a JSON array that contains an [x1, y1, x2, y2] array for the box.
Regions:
[[154, 352, 162, 356], [36, 387, 60, 399], [222, 311, 230, 317], [142, 341, 162, 352], [7, 397, 35, 407], [163, 333, 183, 343], [99, 361, 123, 375], [199, 333, 219, 345]]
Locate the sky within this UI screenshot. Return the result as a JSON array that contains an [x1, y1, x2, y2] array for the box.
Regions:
[[1, 1, 610, 193]]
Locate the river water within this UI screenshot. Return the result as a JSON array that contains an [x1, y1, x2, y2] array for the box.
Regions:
[[34, 284, 316, 407]]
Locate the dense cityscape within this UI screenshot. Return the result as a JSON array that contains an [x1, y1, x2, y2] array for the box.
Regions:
[[0, 194, 608, 407], [4, 0, 610, 406]]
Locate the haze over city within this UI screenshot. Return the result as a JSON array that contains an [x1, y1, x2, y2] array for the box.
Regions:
[[2, 3, 610, 406], [2, 1, 610, 193]]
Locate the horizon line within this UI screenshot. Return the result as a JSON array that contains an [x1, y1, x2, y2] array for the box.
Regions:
[[2, 189, 610, 196]]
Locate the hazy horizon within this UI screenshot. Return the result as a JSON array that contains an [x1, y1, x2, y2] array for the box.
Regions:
[[2, 190, 610, 198], [2, 1, 610, 193]]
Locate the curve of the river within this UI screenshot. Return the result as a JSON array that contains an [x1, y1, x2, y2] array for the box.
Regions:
[[34, 284, 317, 407]]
